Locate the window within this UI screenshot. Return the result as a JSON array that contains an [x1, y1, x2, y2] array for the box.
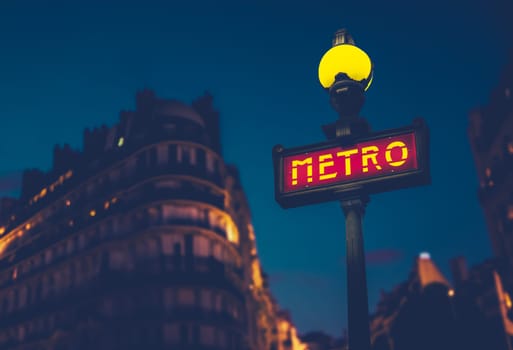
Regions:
[[163, 324, 179, 343], [206, 153, 215, 173], [200, 290, 211, 309], [17, 325, 25, 342], [161, 234, 183, 255], [177, 145, 184, 163], [110, 250, 127, 270], [217, 329, 226, 347], [212, 244, 222, 261], [177, 288, 195, 306], [201, 326, 215, 346], [209, 212, 226, 233], [66, 239, 74, 254], [44, 250, 53, 264], [193, 235, 209, 257], [163, 204, 200, 221], [179, 145, 193, 164]]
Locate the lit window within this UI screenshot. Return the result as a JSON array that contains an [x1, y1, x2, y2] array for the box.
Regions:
[[0, 227, 5, 235], [448, 289, 455, 297], [65, 200, 71, 207], [508, 143, 513, 155], [40, 188, 47, 197], [489, 180, 495, 187], [193, 236, 210, 257], [111, 197, 118, 204], [89, 210, 96, 217], [12, 268, 18, 280], [25, 223, 31, 230], [117, 137, 125, 147], [65, 170, 73, 179], [506, 292, 512, 309], [68, 220, 74, 227], [485, 168, 492, 178], [104, 201, 110, 210]]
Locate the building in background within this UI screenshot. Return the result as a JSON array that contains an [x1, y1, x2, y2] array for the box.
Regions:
[[466, 50, 513, 350], [0, 90, 306, 350], [300, 331, 346, 350], [468, 52, 513, 271], [369, 253, 496, 350]]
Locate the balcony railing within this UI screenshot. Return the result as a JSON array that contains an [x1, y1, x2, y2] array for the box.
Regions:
[[6, 136, 225, 236], [0, 195, 231, 276], [0, 257, 244, 328]]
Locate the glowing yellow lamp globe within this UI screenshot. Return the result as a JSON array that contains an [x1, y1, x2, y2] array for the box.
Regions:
[[318, 44, 373, 90]]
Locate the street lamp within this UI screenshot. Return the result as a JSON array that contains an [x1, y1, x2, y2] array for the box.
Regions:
[[272, 27, 430, 350], [319, 29, 373, 350], [318, 28, 373, 138]]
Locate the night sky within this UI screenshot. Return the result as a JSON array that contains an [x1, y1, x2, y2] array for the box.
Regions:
[[0, 0, 512, 337]]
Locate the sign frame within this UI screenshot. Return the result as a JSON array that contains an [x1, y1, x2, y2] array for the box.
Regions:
[[272, 118, 430, 208]]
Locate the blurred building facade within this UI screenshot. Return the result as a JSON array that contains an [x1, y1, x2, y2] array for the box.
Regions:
[[468, 52, 513, 269], [369, 253, 497, 350], [0, 90, 306, 350], [300, 331, 346, 350], [466, 51, 513, 350]]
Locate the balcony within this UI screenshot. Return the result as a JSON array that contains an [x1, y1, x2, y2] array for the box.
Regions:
[[7, 139, 225, 236], [0, 257, 245, 329], [0, 175, 228, 270]]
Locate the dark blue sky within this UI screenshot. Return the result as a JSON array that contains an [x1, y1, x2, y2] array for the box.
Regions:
[[0, 0, 512, 336]]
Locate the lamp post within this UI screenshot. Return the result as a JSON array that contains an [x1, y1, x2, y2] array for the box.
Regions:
[[318, 29, 374, 350], [272, 26, 430, 350]]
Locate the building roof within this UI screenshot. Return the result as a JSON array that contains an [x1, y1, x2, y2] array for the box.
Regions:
[[417, 253, 451, 289], [156, 99, 206, 127]]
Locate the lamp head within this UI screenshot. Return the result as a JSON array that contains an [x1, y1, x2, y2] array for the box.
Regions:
[[318, 29, 373, 117]]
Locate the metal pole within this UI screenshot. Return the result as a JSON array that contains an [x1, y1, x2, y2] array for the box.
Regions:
[[341, 195, 371, 350]]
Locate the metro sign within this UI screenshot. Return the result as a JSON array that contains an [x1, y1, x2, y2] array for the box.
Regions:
[[273, 119, 430, 208]]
